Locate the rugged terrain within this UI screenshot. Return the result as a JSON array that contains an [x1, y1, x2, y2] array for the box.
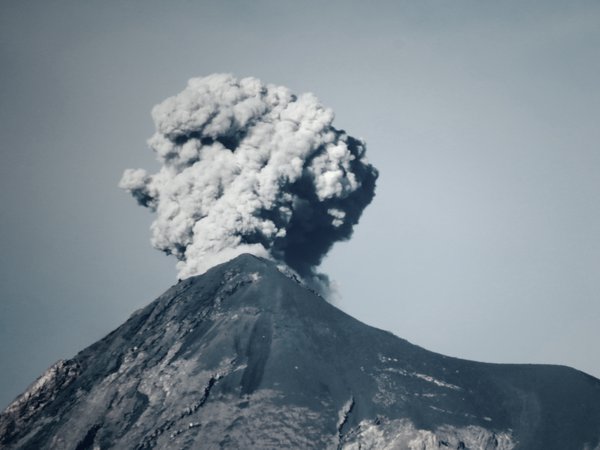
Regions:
[[1, 254, 600, 449]]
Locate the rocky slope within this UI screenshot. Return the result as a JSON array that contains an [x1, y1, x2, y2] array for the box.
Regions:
[[1, 254, 600, 449]]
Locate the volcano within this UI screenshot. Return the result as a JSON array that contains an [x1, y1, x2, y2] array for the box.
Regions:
[[1, 254, 599, 449]]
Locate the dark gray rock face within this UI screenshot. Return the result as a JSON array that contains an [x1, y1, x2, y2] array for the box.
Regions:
[[1, 254, 600, 449]]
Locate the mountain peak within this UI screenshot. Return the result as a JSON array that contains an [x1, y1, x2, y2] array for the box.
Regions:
[[2, 255, 600, 449]]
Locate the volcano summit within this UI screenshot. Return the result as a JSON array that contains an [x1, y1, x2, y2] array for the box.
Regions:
[[1, 254, 599, 449]]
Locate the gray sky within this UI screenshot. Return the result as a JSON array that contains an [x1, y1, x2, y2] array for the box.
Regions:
[[1, 0, 599, 409]]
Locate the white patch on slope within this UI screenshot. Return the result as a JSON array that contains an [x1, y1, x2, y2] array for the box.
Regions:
[[342, 417, 515, 450], [412, 372, 461, 390]]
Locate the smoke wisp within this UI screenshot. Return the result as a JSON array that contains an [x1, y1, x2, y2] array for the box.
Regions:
[[120, 74, 378, 293]]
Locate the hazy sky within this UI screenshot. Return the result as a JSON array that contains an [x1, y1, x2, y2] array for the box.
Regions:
[[1, 0, 599, 409]]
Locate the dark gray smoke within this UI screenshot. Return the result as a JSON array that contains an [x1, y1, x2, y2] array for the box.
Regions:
[[120, 74, 378, 292]]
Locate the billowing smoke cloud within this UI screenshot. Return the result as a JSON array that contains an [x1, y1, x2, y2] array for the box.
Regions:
[[120, 74, 378, 293]]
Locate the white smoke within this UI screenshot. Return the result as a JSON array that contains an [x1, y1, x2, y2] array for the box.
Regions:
[[120, 74, 378, 292]]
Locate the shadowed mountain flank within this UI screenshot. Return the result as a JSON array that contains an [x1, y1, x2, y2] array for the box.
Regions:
[[2, 254, 600, 449]]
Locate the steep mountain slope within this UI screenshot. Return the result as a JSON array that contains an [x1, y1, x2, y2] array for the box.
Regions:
[[1, 254, 599, 449]]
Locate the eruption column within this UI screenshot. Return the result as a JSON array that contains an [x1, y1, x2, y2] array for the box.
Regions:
[[120, 74, 378, 292]]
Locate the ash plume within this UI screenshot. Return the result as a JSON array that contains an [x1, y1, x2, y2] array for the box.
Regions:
[[120, 74, 378, 292]]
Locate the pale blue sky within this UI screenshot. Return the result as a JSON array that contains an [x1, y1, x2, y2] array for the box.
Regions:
[[1, 0, 599, 408]]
